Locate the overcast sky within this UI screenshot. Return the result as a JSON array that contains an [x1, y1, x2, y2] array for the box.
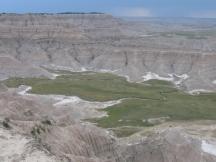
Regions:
[[0, 0, 216, 18]]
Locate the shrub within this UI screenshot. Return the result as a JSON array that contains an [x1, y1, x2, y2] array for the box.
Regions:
[[2, 118, 11, 129]]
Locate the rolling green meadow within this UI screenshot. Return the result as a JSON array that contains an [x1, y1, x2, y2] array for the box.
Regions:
[[3, 72, 216, 136]]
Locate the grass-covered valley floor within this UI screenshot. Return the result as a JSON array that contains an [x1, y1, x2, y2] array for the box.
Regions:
[[3, 72, 216, 137]]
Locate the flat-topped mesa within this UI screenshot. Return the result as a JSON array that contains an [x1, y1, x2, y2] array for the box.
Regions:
[[57, 12, 105, 14], [0, 13, 120, 40], [0, 13, 115, 26], [0, 12, 106, 15]]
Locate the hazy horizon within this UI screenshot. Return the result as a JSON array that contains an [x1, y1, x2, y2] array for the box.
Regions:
[[0, 0, 216, 18]]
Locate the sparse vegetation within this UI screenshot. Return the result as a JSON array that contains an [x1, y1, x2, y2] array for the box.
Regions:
[[160, 30, 213, 39], [31, 125, 46, 138], [174, 31, 207, 39], [2, 118, 11, 129], [111, 127, 142, 138], [41, 119, 52, 125]]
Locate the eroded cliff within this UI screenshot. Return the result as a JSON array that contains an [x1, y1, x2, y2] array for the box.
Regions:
[[0, 14, 216, 91]]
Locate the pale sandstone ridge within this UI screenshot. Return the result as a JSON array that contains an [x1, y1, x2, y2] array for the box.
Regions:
[[0, 14, 216, 91]]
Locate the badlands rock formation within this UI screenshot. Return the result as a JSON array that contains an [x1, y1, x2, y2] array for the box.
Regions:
[[1, 14, 216, 162], [0, 14, 216, 91]]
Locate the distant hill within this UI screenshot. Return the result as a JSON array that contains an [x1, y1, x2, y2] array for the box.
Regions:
[[58, 12, 104, 14]]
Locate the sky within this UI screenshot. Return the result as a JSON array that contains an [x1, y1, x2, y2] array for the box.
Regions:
[[0, 0, 216, 18]]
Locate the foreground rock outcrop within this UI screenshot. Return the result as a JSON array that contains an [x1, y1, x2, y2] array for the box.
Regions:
[[0, 87, 216, 162]]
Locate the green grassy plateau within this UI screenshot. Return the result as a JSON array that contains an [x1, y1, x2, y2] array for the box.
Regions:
[[3, 72, 216, 136]]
